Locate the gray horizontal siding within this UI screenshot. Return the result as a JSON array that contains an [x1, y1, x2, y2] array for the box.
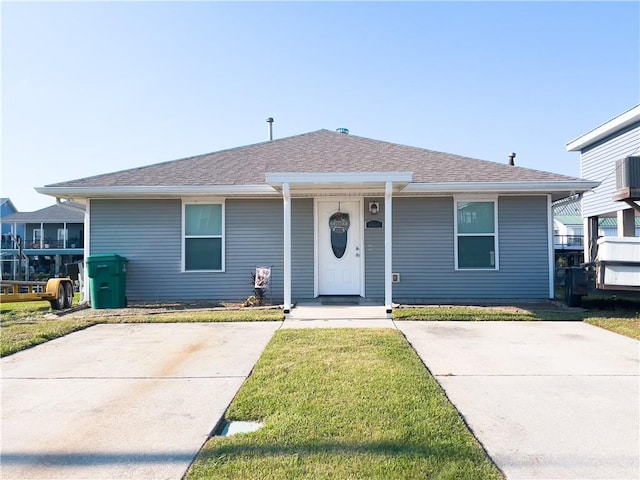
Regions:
[[89, 195, 551, 303], [391, 196, 550, 301], [291, 198, 314, 299], [90, 199, 284, 302], [364, 196, 385, 299], [582, 122, 640, 218], [89, 199, 182, 301]]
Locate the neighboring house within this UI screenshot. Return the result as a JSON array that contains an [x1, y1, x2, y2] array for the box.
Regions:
[[553, 196, 640, 267], [1, 202, 85, 280], [36, 129, 597, 312], [1, 198, 18, 219], [1, 198, 18, 239], [566, 104, 640, 262], [553, 198, 584, 268]]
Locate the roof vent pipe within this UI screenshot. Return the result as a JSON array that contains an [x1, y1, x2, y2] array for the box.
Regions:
[[336, 128, 349, 134], [266, 117, 274, 141], [508, 152, 516, 166]]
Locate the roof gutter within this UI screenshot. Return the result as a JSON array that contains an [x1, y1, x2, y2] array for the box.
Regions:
[[401, 181, 599, 195], [36, 185, 279, 199], [566, 105, 640, 152]]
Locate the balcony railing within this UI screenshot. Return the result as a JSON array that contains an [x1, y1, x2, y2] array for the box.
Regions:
[[554, 235, 584, 249], [1, 238, 84, 250]]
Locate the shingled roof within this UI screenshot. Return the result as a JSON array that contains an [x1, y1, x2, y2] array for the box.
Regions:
[[45, 129, 583, 188], [1, 203, 85, 223]]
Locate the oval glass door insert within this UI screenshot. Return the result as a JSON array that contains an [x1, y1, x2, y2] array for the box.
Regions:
[[329, 212, 350, 259]]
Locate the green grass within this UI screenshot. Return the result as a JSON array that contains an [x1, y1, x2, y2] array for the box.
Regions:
[[3, 298, 637, 357], [393, 305, 639, 322], [106, 309, 284, 323], [393, 306, 545, 321], [393, 304, 640, 339], [1, 317, 98, 357], [584, 318, 640, 340], [1, 299, 284, 357], [187, 329, 503, 480]]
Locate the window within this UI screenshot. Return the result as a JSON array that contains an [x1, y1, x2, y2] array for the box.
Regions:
[[183, 202, 224, 271], [455, 199, 498, 269]]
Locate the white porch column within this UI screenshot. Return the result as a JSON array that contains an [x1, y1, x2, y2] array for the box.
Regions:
[[384, 181, 393, 315], [82, 200, 91, 305], [283, 183, 292, 314], [547, 195, 555, 299]]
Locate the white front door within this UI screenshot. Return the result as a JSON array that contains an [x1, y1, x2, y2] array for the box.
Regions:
[[317, 200, 363, 295]]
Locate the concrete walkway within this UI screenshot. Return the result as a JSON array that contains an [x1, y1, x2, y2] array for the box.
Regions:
[[0, 322, 281, 480], [396, 321, 640, 480], [2, 312, 638, 480]]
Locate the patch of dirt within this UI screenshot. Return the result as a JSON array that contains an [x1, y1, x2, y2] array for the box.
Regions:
[[56, 300, 279, 319]]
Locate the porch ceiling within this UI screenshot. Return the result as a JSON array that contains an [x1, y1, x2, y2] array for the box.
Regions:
[[265, 172, 413, 195]]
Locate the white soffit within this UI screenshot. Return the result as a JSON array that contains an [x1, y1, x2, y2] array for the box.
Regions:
[[265, 172, 413, 185], [34, 185, 279, 199], [402, 181, 600, 195], [266, 172, 413, 194], [566, 104, 640, 152]]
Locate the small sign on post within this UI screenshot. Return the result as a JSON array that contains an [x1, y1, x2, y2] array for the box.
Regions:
[[254, 266, 271, 306], [254, 266, 271, 289]]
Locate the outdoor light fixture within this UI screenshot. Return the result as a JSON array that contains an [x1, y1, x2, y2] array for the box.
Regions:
[[369, 201, 380, 215]]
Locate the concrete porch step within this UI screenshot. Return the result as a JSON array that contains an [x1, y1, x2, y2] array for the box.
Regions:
[[288, 304, 389, 320]]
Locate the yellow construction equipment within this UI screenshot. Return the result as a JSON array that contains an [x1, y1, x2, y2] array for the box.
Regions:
[[1, 278, 74, 310]]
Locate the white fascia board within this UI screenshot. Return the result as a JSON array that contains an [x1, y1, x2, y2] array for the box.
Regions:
[[34, 185, 279, 199], [265, 172, 413, 185], [402, 181, 600, 194], [566, 105, 640, 152]]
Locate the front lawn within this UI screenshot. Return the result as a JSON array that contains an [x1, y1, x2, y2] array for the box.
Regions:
[[393, 306, 546, 321], [393, 304, 640, 339], [393, 304, 639, 321], [0, 299, 283, 357], [584, 318, 640, 340], [186, 329, 502, 480]]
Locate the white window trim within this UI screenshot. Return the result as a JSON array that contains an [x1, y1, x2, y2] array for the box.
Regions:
[[182, 198, 225, 273], [454, 196, 499, 271]]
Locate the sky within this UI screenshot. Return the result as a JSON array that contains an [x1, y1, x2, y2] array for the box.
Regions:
[[1, 1, 639, 212]]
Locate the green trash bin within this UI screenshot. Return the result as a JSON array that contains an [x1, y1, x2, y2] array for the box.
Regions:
[[86, 254, 128, 309]]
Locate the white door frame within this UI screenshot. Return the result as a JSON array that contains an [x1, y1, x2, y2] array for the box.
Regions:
[[314, 197, 365, 297]]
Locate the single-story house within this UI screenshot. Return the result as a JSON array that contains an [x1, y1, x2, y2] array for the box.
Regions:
[[37, 129, 598, 313]]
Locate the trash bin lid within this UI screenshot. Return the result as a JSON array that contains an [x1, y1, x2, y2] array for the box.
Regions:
[[86, 253, 128, 262]]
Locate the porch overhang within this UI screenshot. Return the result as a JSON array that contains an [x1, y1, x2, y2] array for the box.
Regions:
[[265, 172, 413, 194]]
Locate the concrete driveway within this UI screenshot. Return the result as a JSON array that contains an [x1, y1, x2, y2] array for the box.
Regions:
[[397, 321, 640, 480], [1, 322, 281, 480]]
